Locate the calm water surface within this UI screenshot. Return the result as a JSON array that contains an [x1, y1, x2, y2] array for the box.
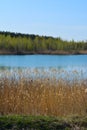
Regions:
[[0, 55, 87, 68], [0, 55, 87, 79]]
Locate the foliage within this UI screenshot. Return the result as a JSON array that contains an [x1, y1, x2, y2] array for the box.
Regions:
[[0, 31, 87, 53]]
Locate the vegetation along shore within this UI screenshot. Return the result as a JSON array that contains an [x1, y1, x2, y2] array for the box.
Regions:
[[0, 30, 87, 129], [0, 68, 87, 129], [0, 31, 87, 55]]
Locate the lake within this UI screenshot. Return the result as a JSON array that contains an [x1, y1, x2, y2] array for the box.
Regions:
[[0, 55, 87, 68], [0, 55, 87, 79]]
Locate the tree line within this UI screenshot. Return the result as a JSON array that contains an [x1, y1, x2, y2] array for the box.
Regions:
[[0, 31, 87, 53]]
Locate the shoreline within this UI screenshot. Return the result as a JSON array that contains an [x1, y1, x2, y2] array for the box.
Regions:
[[0, 50, 87, 55]]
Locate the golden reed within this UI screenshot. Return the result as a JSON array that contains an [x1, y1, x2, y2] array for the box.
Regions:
[[0, 68, 87, 116]]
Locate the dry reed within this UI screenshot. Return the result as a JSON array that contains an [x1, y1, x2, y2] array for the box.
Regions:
[[0, 68, 87, 116]]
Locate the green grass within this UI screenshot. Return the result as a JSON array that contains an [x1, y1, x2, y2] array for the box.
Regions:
[[0, 115, 87, 130]]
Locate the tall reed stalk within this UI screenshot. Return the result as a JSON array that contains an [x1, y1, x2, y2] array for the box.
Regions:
[[0, 68, 87, 116]]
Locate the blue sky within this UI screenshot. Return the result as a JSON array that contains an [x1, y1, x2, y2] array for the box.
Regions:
[[0, 0, 87, 41]]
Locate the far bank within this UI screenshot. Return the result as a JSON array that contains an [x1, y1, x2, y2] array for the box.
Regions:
[[0, 50, 87, 55]]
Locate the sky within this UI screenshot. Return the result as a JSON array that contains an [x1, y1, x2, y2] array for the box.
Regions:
[[0, 0, 87, 41]]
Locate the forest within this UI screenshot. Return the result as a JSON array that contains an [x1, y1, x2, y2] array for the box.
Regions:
[[0, 31, 87, 54]]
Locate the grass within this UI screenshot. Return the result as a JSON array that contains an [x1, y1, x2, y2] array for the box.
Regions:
[[0, 115, 87, 129], [0, 68, 87, 117], [0, 68, 87, 129]]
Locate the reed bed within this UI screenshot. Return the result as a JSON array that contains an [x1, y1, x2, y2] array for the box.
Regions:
[[0, 68, 87, 116]]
